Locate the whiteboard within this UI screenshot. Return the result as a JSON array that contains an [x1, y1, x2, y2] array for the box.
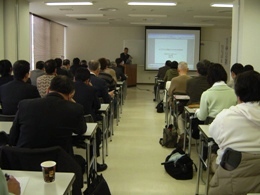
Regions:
[[123, 40, 145, 65]]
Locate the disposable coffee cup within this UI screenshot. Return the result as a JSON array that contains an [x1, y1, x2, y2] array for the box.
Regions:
[[40, 161, 56, 183]]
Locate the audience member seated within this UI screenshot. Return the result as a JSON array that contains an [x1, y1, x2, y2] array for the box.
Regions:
[[164, 61, 178, 82], [88, 60, 114, 103], [98, 58, 117, 91], [62, 59, 74, 80], [55, 58, 69, 77], [70, 57, 81, 76], [228, 63, 244, 88], [0, 59, 14, 86], [153, 60, 171, 101], [209, 70, 260, 194], [9, 75, 87, 173], [114, 58, 127, 81], [106, 59, 117, 82], [80, 60, 88, 68], [73, 67, 107, 172], [37, 59, 56, 97], [0, 60, 40, 115], [0, 168, 20, 195], [186, 59, 210, 105], [195, 63, 237, 123], [168, 61, 191, 148], [244, 64, 254, 71], [30, 60, 45, 86]]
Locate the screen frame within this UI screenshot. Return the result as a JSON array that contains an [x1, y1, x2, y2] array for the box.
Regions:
[[145, 26, 201, 71]]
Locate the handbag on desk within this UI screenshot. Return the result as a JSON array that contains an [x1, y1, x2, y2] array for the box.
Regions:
[[84, 169, 111, 195]]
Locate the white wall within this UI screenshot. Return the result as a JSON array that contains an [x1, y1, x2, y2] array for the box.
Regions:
[[0, 0, 30, 63], [232, 0, 260, 72], [66, 25, 232, 83]]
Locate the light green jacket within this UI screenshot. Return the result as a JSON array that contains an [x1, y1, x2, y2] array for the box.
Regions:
[[196, 82, 237, 121]]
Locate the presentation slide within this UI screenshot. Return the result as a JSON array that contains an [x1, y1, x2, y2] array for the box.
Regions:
[[145, 27, 201, 71]]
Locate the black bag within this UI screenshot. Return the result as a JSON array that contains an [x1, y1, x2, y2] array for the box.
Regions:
[[84, 169, 111, 195], [191, 118, 204, 140], [159, 124, 178, 148], [156, 100, 164, 113], [161, 148, 196, 180]]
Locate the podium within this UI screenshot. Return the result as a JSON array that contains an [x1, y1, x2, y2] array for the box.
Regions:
[[123, 64, 137, 87]]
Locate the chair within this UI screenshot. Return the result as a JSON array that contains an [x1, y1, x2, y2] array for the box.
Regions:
[[0, 146, 83, 195]]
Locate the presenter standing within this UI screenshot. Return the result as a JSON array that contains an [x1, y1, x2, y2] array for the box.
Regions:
[[120, 47, 132, 64]]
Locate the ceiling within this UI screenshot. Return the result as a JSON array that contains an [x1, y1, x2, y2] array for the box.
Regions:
[[28, 0, 233, 27]]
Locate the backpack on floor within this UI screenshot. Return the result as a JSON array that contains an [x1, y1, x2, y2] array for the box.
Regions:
[[161, 148, 196, 180], [156, 100, 164, 113], [159, 124, 178, 148]]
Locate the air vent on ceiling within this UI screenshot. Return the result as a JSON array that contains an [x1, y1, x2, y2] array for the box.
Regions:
[[59, 8, 73, 11], [76, 18, 87, 21], [99, 7, 118, 11]]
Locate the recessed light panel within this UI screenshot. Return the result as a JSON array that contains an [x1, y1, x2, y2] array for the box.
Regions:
[[45, 2, 93, 6], [211, 3, 233, 8], [128, 2, 176, 6]]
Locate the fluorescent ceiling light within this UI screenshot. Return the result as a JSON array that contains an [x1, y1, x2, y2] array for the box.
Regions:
[[46, 2, 93, 6], [66, 14, 104, 17], [128, 2, 176, 6], [211, 4, 233, 8], [128, 14, 167, 18], [130, 22, 161, 25], [194, 15, 232, 19]]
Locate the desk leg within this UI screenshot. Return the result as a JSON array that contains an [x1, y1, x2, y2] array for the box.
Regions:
[[195, 132, 203, 195], [183, 110, 188, 152], [105, 111, 109, 156], [101, 113, 106, 164], [205, 141, 213, 195]]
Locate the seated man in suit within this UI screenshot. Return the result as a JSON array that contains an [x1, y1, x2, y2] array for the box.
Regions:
[[0, 60, 40, 115], [88, 60, 114, 103], [9, 75, 87, 154], [74, 67, 107, 172], [30, 60, 45, 86]]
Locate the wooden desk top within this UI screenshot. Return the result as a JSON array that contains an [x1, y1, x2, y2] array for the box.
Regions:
[[184, 106, 197, 114]]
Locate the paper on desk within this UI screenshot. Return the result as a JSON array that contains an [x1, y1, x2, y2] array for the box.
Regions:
[[16, 177, 29, 195]]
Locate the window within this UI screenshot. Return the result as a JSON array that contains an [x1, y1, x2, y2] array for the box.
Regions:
[[30, 14, 65, 69]]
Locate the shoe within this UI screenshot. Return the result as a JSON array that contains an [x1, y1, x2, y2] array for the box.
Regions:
[[153, 98, 156, 102], [97, 163, 108, 172]]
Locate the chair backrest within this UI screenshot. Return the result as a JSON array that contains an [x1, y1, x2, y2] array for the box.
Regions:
[[0, 146, 83, 195]]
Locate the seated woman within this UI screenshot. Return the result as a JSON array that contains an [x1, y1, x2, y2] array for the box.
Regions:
[[195, 63, 237, 123], [208, 70, 260, 194]]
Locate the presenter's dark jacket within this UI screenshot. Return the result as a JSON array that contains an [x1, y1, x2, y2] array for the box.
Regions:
[[74, 81, 101, 121], [0, 79, 40, 115], [89, 73, 111, 103], [9, 92, 87, 155], [120, 52, 130, 64], [186, 75, 210, 105]]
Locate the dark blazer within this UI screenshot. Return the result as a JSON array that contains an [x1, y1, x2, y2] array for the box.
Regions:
[[98, 72, 116, 91], [89, 73, 111, 103], [186, 75, 210, 105], [0, 80, 40, 115], [56, 67, 69, 77], [9, 92, 87, 155], [157, 65, 170, 79], [112, 67, 127, 81], [0, 75, 14, 86], [120, 53, 131, 64], [74, 81, 101, 121]]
